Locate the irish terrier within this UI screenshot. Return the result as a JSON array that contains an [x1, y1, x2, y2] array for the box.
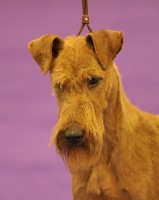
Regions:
[[28, 29, 159, 200]]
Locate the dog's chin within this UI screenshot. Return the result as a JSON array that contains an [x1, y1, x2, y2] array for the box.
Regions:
[[58, 141, 101, 173]]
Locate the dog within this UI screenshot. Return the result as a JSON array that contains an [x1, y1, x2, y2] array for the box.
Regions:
[[28, 29, 159, 200]]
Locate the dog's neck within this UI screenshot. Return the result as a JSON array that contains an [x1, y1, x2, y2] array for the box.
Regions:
[[81, 64, 140, 195], [72, 64, 141, 197], [104, 63, 139, 145]]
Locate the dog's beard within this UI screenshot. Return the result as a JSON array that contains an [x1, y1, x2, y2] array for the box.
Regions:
[[52, 128, 104, 173], [50, 102, 105, 172]]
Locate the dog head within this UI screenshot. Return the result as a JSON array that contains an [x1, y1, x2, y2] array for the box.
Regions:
[[28, 30, 124, 172]]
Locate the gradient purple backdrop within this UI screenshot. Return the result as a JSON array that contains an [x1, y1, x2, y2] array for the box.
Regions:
[[0, 0, 159, 199]]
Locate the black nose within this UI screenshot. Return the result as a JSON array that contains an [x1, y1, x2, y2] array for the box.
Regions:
[[64, 125, 84, 144]]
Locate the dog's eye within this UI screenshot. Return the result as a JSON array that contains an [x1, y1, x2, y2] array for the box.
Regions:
[[55, 83, 64, 91], [87, 77, 100, 87]]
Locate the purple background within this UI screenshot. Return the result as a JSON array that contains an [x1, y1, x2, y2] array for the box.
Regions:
[[1, 0, 159, 199]]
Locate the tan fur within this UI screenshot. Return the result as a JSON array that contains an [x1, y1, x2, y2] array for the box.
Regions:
[[28, 29, 159, 200]]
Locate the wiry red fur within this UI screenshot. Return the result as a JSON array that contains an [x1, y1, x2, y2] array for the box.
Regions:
[[28, 30, 159, 200]]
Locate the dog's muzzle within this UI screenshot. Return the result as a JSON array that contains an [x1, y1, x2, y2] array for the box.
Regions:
[[64, 124, 84, 144]]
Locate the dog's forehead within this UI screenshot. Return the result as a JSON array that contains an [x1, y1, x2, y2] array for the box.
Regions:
[[63, 35, 93, 63], [53, 36, 102, 78]]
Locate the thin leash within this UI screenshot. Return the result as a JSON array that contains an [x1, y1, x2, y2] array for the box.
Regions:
[[77, 0, 93, 35]]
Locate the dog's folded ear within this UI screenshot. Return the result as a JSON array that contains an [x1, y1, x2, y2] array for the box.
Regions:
[[28, 34, 64, 74], [86, 30, 124, 68]]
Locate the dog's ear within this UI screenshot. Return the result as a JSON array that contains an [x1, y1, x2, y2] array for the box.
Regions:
[[28, 34, 64, 74], [86, 30, 124, 68]]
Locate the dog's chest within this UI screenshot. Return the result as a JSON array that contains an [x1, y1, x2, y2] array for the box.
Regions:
[[73, 165, 131, 200]]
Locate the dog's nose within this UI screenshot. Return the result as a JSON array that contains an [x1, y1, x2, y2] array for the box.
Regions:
[[64, 125, 84, 144]]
